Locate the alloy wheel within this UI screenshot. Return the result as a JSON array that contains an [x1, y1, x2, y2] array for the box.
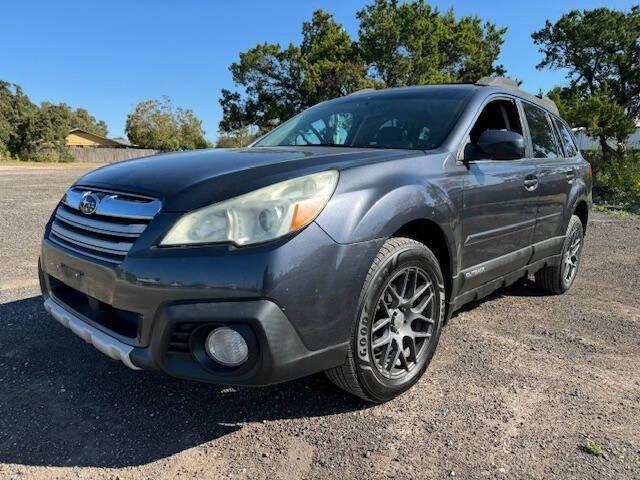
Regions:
[[370, 267, 435, 379], [563, 229, 582, 283]]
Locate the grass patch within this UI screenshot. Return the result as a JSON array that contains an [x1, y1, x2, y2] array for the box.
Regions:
[[580, 440, 603, 457], [593, 203, 637, 217]]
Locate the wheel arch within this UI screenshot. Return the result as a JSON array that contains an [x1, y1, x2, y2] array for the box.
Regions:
[[392, 219, 453, 302], [574, 200, 589, 234]]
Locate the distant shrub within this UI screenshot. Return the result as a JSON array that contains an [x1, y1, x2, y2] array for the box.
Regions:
[[24, 146, 75, 163], [590, 152, 640, 213]]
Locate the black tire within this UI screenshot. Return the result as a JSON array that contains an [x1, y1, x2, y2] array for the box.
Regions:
[[534, 215, 584, 294], [326, 237, 445, 403]]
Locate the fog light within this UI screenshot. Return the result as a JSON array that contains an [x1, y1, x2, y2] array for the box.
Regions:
[[205, 327, 248, 367]]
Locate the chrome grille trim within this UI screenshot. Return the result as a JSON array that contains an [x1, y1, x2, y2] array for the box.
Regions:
[[63, 187, 161, 220], [48, 235, 124, 264], [50, 221, 134, 255], [55, 205, 146, 237], [50, 187, 160, 264]]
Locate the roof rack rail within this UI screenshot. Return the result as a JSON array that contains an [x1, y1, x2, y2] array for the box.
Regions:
[[475, 76, 519, 89], [475, 76, 559, 116], [348, 88, 376, 96]]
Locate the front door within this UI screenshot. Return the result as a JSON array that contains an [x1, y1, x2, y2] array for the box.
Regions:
[[461, 160, 539, 289], [458, 97, 539, 291]]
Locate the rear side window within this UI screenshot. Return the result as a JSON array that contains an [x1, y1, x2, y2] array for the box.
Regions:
[[553, 118, 578, 157], [523, 103, 561, 158]]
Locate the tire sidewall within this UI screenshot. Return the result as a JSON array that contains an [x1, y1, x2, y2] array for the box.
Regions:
[[354, 244, 445, 403]]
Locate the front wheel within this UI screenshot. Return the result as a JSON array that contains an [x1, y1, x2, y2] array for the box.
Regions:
[[326, 238, 445, 403], [534, 214, 584, 294]]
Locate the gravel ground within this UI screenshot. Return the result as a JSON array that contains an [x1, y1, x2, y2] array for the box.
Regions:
[[0, 163, 638, 479]]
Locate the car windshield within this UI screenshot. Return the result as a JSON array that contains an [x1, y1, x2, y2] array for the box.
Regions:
[[253, 88, 471, 150]]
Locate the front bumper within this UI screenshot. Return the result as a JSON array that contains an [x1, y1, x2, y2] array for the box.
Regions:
[[39, 221, 384, 385], [44, 296, 140, 370]]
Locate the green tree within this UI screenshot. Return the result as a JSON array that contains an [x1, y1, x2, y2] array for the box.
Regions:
[[219, 2, 507, 135], [357, 0, 506, 87], [0, 81, 36, 157], [125, 96, 210, 151], [0, 80, 110, 161], [216, 127, 258, 148], [73, 107, 108, 137], [12, 102, 109, 160], [548, 86, 636, 158], [219, 10, 371, 134], [533, 6, 640, 158]]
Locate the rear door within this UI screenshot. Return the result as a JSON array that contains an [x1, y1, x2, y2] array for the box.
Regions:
[[459, 97, 539, 291], [521, 102, 574, 253]]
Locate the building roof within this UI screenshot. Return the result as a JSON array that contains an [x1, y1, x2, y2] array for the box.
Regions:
[[66, 128, 130, 147]]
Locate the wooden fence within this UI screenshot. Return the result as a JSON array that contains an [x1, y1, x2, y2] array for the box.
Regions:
[[67, 147, 159, 163]]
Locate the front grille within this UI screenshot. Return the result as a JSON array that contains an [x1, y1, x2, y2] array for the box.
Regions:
[[48, 187, 161, 264]]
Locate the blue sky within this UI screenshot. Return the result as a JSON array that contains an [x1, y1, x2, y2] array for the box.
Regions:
[[1, 0, 636, 141]]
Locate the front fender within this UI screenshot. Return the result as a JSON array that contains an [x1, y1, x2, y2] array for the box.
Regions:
[[315, 159, 459, 269]]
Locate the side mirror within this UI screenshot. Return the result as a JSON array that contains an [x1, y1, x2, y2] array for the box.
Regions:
[[476, 130, 525, 160]]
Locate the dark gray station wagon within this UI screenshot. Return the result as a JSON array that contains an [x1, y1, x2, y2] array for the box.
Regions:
[[40, 77, 591, 403]]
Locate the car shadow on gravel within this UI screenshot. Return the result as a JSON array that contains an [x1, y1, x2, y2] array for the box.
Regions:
[[0, 296, 366, 468]]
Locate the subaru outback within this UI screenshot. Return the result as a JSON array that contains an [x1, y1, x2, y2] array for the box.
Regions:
[[39, 77, 591, 403]]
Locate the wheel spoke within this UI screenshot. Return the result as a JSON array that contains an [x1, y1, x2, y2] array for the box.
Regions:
[[378, 297, 392, 318], [411, 281, 431, 305], [380, 340, 394, 369], [372, 316, 391, 333], [407, 268, 418, 300], [411, 330, 432, 339], [570, 240, 581, 256], [386, 285, 403, 307], [399, 270, 410, 298], [414, 314, 435, 325], [412, 291, 433, 314], [407, 336, 418, 362], [372, 331, 392, 349], [388, 346, 401, 372], [398, 350, 410, 372]]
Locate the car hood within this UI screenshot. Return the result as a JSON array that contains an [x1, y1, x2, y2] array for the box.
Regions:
[[75, 146, 418, 211]]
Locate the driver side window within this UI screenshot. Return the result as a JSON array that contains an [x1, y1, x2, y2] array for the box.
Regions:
[[464, 99, 523, 161]]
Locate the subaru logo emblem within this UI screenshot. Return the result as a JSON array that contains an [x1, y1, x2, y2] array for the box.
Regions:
[[79, 193, 99, 215]]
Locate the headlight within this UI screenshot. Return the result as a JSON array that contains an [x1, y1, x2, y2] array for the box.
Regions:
[[160, 171, 338, 246]]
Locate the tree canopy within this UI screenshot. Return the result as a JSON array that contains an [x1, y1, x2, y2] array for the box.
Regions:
[[0, 80, 109, 161], [219, 1, 507, 135], [533, 6, 640, 157], [125, 97, 210, 151], [357, 0, 506, 87]]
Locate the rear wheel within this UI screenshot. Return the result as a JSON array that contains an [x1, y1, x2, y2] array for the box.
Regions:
[[534, 215, 584, 294], [326, 238, 445, 403]]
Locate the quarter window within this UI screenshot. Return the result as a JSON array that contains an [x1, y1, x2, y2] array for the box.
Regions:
[[523, 103, 561, 158], [553, 118, 578, 157]]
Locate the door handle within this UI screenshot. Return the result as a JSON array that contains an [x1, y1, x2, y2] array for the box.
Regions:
[[566, 169, 575, 182], [523, 175, 538, 191]]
